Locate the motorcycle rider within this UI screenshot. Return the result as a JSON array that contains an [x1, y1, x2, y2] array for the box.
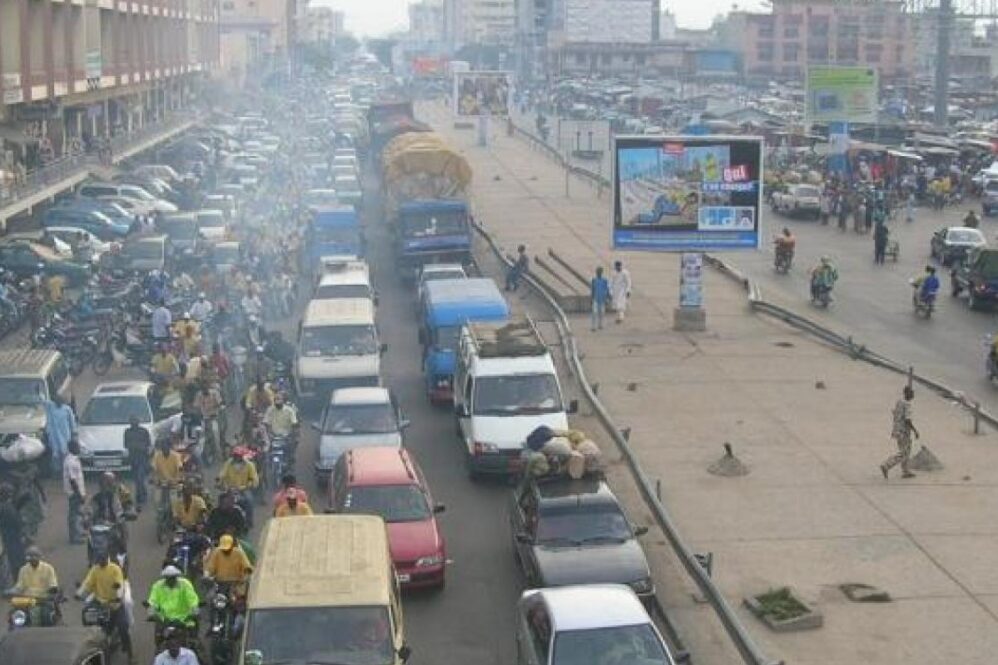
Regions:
[[151, 344, 181, 386], [189, 293, 213, 325], [146, 565, 200, 638], [810, 256, 839, 302], [88, 471, 133, 556], [275, 490, 313, 517], [964, 209, 981, 229], [263, 393, 299, 452], [912, 265, 940, 306], [77, 549, 134, 664], [8, 546, 58, 597], [205, 491, 247, 540], [205, 534, 253, 596], [193, 381, 226, 456], [171, 482, 209, 531], [272, 473, 310, 516], [153, 627, 200, 665], [774, 227, 796, 268], [152, 438, 184, 508], [216, 448, 259, 528]]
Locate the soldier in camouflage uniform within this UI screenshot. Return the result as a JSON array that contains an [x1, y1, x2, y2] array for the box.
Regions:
[[881, 386, 918, 479]]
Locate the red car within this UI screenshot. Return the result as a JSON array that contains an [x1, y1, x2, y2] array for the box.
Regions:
[[330, 446, 447, 588]]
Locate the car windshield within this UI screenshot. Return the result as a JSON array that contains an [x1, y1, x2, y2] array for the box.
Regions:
[[245, 606, 393, 665], [159, 220, 197, 240], [473, 374, 562, 415], [323, 403, 397, 434], [422, 270, 465, 283], [214, 246, 240, 264], [795, 186, 820, 197], [402, 210, 466, 238], [80, 395, 152, 425], [552, 624, 670, 665], [432, 325, 460, 350], [0, 378, 47, 405], [301, 325, 377, 356], [343, 485, 431, 523], [199, 216, 225, 228], [948, 229, 983, 244], [305, 191, 339, 207], [536, 503, 633, 544], [315, 284, 372, 300], [314, 227, 358, 244], [123, 241, 163, 259], [124, 187, 155, 201]]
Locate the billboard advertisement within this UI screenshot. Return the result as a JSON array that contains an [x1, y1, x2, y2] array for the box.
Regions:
[[806, 66, 878, 124], [612, 135, 763, 252], [453, 71, 511, 117]]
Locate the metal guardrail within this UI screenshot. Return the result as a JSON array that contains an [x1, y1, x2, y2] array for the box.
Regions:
[[472, 217, 782, 665], [510, 116, 998, 434]]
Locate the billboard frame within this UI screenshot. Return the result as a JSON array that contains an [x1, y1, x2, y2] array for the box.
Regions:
[[805, 65, 878, 125], [610, 134, 764, 253], [452, 70, 513, 118]]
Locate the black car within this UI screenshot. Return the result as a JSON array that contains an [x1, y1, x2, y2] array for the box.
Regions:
[[930, 226, 986, 266], [0, 241, 91, 286], [951, 247, 998, 310], [509, 475, 653, 600]]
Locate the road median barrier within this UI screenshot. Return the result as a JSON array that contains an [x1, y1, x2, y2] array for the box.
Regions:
[[530, 249, 590, 314]]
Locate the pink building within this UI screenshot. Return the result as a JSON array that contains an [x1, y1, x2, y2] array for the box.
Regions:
[[734, 0, 912, 81]]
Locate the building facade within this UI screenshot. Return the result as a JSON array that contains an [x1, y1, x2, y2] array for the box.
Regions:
[[220, 0, 295, 83], [734, 0, 912, 81], [0, 0, 218, 164], [444, 0, 516, 50], [914, 9, 998, 83], [300, 6, 344, 43]]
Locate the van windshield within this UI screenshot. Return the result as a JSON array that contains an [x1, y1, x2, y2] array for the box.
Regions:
[[245, 606, 393, 665], [322, 403, 397, 435], [473, 374, 563, 415], [0, 378, 47, 405], [315, 284, 371, 300], [432, 326, 460, 350], [301, 324, 377, 356]]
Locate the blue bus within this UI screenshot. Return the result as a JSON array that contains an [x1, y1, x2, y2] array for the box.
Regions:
[[307, 204, 363, 272], [420, 278, 509, 403], [394, 199, 472, 277]]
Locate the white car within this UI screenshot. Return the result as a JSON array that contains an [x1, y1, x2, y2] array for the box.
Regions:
[[771, 184, 822, 219], [133, 164, 181, 183], [44, 226, 116, 263], [78, 382, 183, 472], [314, 261, 374, 302], [417, 263, 467, 309], [515, 585, 679, 665], [313, 387, 408, 483]]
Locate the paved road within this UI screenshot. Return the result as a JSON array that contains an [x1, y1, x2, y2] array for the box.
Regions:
[[5, 168, 521, 664], [738, 203, 998, 408]]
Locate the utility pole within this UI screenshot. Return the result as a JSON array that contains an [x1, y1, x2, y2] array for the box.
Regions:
[[934, 0, 953, 127]]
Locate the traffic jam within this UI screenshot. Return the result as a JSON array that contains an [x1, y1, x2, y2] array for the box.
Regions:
[[0, 57, 683, 665]]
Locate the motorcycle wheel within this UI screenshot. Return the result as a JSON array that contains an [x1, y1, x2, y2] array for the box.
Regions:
[[156, 511, 171, 545], [92, 352, 113, 376], [210, 636, 232, 665]]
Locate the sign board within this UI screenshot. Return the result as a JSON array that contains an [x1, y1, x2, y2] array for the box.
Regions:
[[2, 73, 21, 89], [85, 51, 102, 80], [679, 253, 704, 308], [611, 135, 763, 252], [453, 71, 511, 117], [806, 65, 877, 124], [2, 89, 23, 105], [827, 122, 850, 174]]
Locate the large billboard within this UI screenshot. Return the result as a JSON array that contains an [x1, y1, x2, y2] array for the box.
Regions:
[[453, 71, 511, 117], [612, 135, 763, 252], [806, 65, 878, 124]]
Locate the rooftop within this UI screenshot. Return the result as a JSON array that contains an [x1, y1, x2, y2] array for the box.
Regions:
[[529, 585, 651, 632]]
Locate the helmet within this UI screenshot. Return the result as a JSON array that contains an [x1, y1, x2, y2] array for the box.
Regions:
[[198, 292, 206, 299], [820, 256, 831, 264], [219, 534, 236, 551], [161, 565, 182, 578]]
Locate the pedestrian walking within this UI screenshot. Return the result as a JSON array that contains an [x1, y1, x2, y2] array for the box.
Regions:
[[854, 198, 866, 233], [905, 191, 915, 223], [0, 483, 26, 573], [819, 191, 831, 225], [609, 260, 632, 324], [123, 416, 151, 508], [874, 222, 889, 265], [505, 245, 529, 291], [881, 386, 919, 479], [590, 267, 610, 331], [836, 195, 849, 232], [43, 394, 76, 476], [64, 438, 86, 544]]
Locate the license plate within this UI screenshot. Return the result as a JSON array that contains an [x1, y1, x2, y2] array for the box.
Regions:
[[398, 574, 411, 583], [92, 458, 117, 468]]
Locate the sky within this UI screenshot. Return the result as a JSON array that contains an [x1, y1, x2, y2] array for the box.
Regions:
[[311, 0, 770, 38]]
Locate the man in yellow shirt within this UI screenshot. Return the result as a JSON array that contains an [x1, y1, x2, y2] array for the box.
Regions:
[[217, 448, 259, 527], [151, 439, 184, 510], [274, 490, 313, 517], [205, 534, 253, 595], [77, 549, 133, 664], [171, 483, 208, 530], [11, 546, 59, 597], [150, 345, 180, 384]]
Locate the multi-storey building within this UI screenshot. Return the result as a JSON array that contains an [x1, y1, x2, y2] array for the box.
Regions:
[[444, 0, 516, 50], [0, 0, 218, 161], [300, 6, 344, 43], [914, 9, 998, 83], [220, 0, 294, 83], [733, 0, 912, 81]]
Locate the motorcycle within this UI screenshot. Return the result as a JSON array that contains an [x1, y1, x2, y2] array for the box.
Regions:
[[811, 282, 833, 308], [165, 527, 211, 589], [80, 597, 123, 655], [155, 482, 180, 545], [5, 588, 64, 629], [910, 281, 936, 318], [774, 246, 793, 274], [86, 517, 134, 573], [264, 435, 293, 493], [206, 581, 246, 665]]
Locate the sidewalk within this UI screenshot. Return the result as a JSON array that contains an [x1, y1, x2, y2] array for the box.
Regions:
[[418, 101, 998, 665]]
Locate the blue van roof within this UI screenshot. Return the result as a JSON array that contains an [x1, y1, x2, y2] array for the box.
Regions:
[[424, 278, 509, 327], [398, 199, 468, 212]]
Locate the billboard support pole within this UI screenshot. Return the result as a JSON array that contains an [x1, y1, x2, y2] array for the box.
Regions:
[[674, 252, 707, 332]]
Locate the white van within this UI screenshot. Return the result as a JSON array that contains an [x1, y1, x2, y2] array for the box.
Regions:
[[314, 260, 375, 303], [296, 299, 385, 409], [453, 318, 577, 479]]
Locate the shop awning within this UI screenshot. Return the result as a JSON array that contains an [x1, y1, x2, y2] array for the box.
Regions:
[[0, 124, 39, 146], [887, 149, 923, 161]]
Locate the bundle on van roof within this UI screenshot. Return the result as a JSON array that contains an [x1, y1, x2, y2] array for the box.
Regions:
[[466, 318, 547, 358]]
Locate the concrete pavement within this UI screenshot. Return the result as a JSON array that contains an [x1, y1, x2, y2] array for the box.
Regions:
[[419, 100, 998, 665]]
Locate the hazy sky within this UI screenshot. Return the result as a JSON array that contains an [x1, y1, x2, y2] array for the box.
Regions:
[[311, 0, 770, 37]]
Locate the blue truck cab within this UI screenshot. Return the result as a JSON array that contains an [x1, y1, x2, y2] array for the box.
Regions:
[[396, 199, 471, 276], [420, 278, 509, 403], [307, 204, 363, 272]]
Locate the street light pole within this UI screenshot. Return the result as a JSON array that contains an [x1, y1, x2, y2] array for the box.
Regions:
[[934, 0, 953, 128]]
